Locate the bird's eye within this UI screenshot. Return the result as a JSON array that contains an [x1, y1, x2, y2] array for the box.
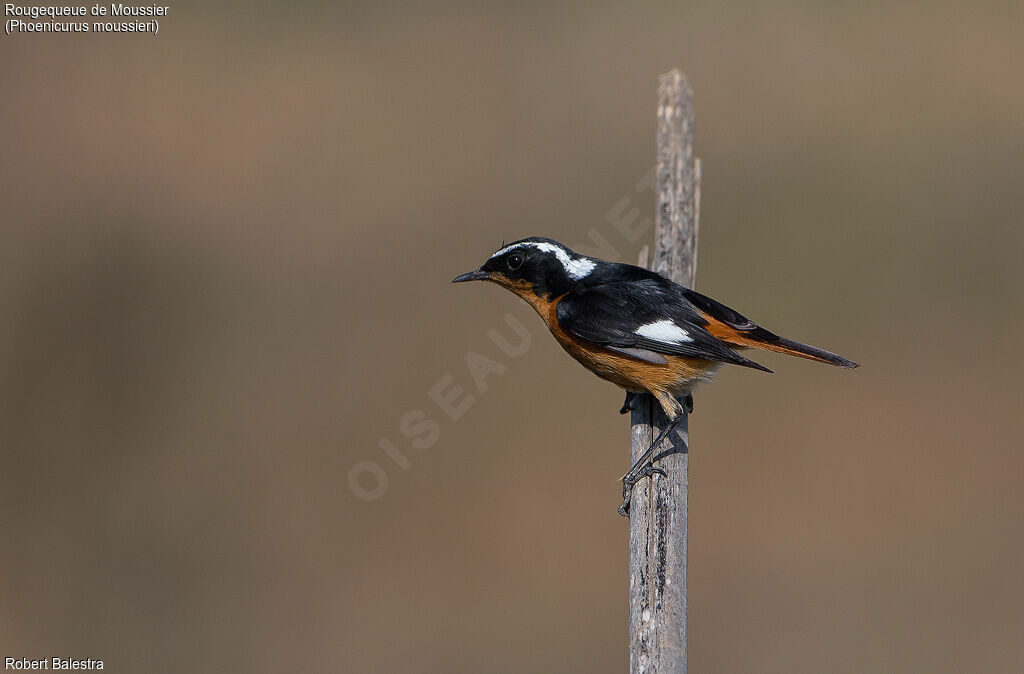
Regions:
[[507, 254, 524, 270]]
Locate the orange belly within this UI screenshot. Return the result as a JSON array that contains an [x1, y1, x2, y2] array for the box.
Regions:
[[552, 329, 717, 394], [506, 282, 718, 415]]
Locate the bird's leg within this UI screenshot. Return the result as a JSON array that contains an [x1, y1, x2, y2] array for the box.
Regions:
[[682, 393, 693, 414], [618, 414, 681, 517], [619, 391, 639, 415]]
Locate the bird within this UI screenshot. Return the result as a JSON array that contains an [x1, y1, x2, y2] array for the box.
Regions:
[[452, 237, 858, 516]]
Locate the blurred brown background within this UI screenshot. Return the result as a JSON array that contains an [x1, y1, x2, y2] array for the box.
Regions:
[[2, 2, 1023, 672]]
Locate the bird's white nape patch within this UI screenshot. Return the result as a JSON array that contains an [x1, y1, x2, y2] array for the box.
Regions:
[[564, 255, 596, 280], [635, 320, 693, 344], [490, 241, 596, 280]]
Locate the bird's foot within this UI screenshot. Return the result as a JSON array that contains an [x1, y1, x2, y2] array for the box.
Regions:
[[618, 463, 668, 517], [619, 391, 638, 415], [682, 393, 694, 414]]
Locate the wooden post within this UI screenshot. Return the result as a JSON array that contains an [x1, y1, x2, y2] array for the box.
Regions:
[[628, 69, 700, 674]]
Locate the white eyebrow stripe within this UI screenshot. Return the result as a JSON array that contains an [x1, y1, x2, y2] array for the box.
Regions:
[[635, 320, 693, 344], [489, 242, 596, 280]]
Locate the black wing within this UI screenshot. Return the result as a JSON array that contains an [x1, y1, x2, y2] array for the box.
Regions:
[[555, 279, 771, 371]]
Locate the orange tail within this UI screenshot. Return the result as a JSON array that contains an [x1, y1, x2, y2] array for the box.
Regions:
[[680, 287, 859, 369], [738, 335, 859, 368], [697, 312, 859, 368]]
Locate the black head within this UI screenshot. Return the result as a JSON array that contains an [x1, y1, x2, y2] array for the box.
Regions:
[[452, 237, 596, 299]]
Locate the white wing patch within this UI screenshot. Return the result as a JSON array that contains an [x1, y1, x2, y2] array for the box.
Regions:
[[490, 242, 595, 280], [635, 320, 693, 344]]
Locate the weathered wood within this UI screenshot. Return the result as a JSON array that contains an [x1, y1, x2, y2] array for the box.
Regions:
[[628, 69, 699, 674]]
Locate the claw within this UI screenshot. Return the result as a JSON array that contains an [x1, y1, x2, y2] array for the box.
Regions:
[[618, 463, 668, 517], [618, 413, 682, 517], [643, 465, 668, 479]]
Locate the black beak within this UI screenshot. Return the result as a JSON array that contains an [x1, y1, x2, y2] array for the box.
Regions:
[[451, 269, 489, 283]]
